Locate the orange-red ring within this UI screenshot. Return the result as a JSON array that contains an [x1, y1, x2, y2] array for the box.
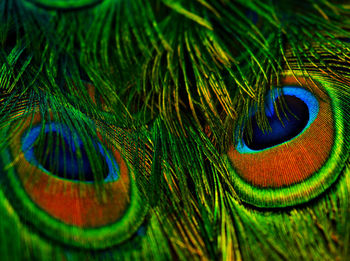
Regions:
[[10, 111, 131, 228], [227, 76, 334, 188]]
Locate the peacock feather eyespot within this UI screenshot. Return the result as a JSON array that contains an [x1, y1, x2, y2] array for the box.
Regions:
[[225, 74, 350, 208], [0, 107, 148, 249]]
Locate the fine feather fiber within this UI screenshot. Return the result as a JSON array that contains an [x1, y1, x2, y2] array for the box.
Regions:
[[0, 0, 350, 260]]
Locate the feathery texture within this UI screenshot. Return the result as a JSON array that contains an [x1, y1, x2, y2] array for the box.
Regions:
[[0, 0, 350, 260]]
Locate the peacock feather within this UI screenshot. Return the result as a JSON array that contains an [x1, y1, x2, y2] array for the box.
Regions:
[[0, 0, 350, 260]]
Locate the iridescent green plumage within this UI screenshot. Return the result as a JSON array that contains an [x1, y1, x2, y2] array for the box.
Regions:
[[0, 0, 350, 260]]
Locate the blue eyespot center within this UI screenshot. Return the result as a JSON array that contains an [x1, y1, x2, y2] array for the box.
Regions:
[[243, 95, 309, 150], [33, 132, 108, 181], [22, 123, 120, 182], [238, 87, 319, 153]]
